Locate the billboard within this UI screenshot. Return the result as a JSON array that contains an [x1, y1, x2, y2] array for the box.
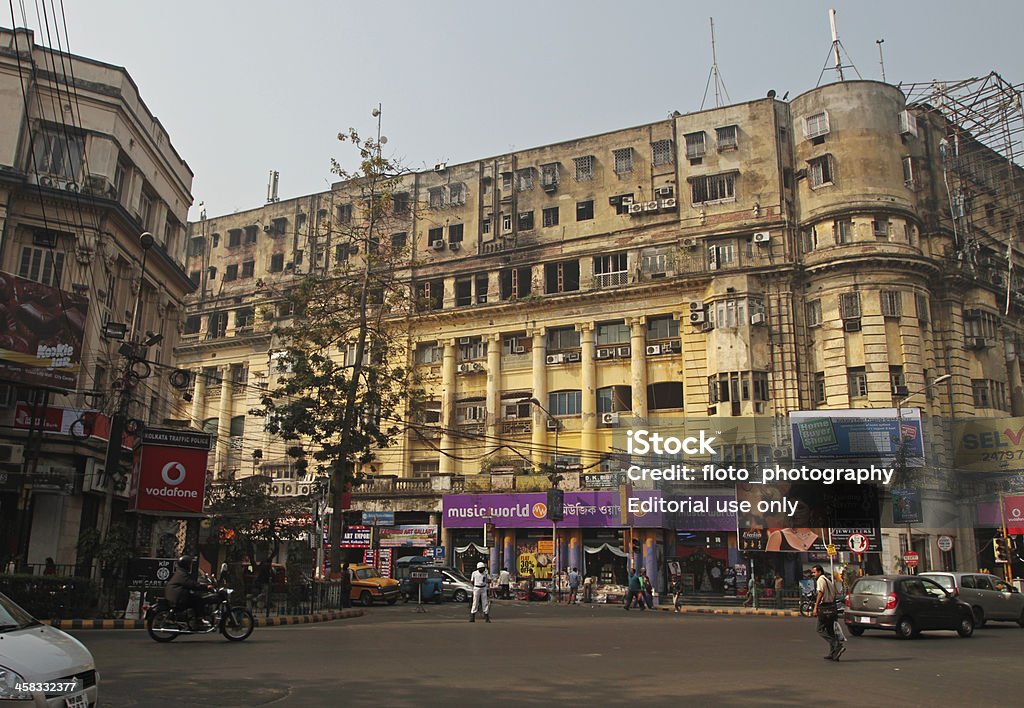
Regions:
[[378, 525, 437, 547], [790, 408, 924, 467], [0, 271, 88, 389], [129, 428, 211, 515], [442, 490, 664, 529], [953, 417, 1024, 472]]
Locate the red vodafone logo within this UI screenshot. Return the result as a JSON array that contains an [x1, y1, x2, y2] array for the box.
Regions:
[[161, 461, 187, 486], [532, 502, 547, 518]]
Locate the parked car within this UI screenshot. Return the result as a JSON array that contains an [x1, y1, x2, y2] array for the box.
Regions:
[[844, 574, 975, 639], [437, 568, 474, 603], [921, 571, 1024, 627], [349, 564, 401, 606], [0, 590, 100, 706]]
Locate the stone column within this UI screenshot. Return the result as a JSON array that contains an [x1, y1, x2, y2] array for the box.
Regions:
[[439, 340, 457, 475], [530, 328, 547, 468], [579, 323, 596, 465], [486, 333, 501, 454], [216, 367, 233, 474], [629, 317, 648, 421], [190, 367, 206, 428]]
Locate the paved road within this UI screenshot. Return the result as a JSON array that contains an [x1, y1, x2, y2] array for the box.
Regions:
[[74, 600, 1023, 707]]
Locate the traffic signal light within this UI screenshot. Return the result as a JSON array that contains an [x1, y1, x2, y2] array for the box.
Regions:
[[993, 537, 1011, 564], [546, 489, 564, 521]]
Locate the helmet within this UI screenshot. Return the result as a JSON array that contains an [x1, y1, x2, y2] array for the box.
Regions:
[[476, 561, 486, 570], [177, 555, 193, 572]]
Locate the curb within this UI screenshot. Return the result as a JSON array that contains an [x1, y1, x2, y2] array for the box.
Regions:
[[652, 605, 801, 618], [44, 609, 364, 630]]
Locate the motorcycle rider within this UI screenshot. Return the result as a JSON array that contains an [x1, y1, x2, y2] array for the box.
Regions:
[[165, 555, 212, 630]]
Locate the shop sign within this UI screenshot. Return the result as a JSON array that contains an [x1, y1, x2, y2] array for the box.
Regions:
[[342, 525, 372, 548], [378, 548, 393, 577], [442, 490, 663, 529], [954, 417, 1024, 472], [127, 558, 176, 589], [128, 428, 211, 515], [581, 471, 624, 489], [378, 525, 436, 547], [362, 511, 395, 526]]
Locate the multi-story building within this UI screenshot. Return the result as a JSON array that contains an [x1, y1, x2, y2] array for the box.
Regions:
[[179, 78, 1024, 588], [0, 27, 194, 570]]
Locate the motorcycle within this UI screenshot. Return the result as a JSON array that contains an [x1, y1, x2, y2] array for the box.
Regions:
[[514, 584, 551, 602], [799, 590, 845, 618], [145, 573, 255, 642]]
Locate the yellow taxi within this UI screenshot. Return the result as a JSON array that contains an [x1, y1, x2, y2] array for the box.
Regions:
[[349, 564, 401, 606]]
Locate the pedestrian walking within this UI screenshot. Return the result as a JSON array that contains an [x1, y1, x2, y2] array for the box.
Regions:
[[623, 568, 644, 611], [498, 567, 511, 599], [339, 562, 353, 609], [639, 568, 654, 608], [812, 565, 844, 661], [567, 567, 581, 604], [670, 576, 684, 613], [469, 561, 491, 622], [582, 575, 594, 604], [774, 575, 785, 610], [742, 575, 759, 608]]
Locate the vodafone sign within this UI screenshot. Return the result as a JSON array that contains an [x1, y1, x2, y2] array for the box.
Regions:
[[129, 428, 212, 515]]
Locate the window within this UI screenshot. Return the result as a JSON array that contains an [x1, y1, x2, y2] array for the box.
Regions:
[[596, 321, 630, 346], [269, 253, 284, 272], [428, 188, 445, 209], [428, 227, 444, 246], [235, 307, 254, 330], [393, 192, 410, 215], [482, 218, 491, 235], [338, 203, 353, 224], [456, 402, 487, 424], [518, 211, 534, 231], [613, 148, 633, 175], [752, 372, 769, 401], [183, 315, 201, 335], [646, 315, 679, 341], [648, 382, 684, 410], [690, 173, 736, 204], [391, 232, 407, 251], [889, 366, 906, 395], [208, 266, 217, 280], [544, 260, 580, 294], [839, 292, 861, 319], [684, 132, 706, 159], [593, 253, 628, 288], [17, 246, 64, 287], [448, 223, 464, 243], [712, 298, 749, 329], [516, 169, 534, 191], [543, 206, 559, 228], [574, 156, 595, 181], [848, 367, 868, 398], [716, 125, 738, 150], [547, 326, 580, 351], [916, 293, 929, 326], [873, 218, 890, 239], [834, 219, 853, 244], [224, 264, 238, 281], [707, 242, 736, 270], [597, 386, 631, 414], [138, 190, 154, 230], [412, 460, 440, 478], [500, 267, 532, 300], [972, 380, 1008, 410], [33, 129, 83, 179], [227, 229, 242, 247], [576, 200, 594, 221], [189, 270, 201, 286], [972, 379, 991, 408], [881, 291, 902, 319], [416, 280, 444, 311], [808, 155, 834, 188], [549, 390, 582, 416], [188, 237, 206, 257], [800, 228, 817, 253], [334, 243, 351, 264], [708, 371, 770, 404], [241, 260, 255, 278], [963, 309, 998, 340], [449, 183, 467, 206], [806, 299, 822, 327], [541, 163, 560, 189], [651, 139, 674, 166], [804, 111, 830, 139], [244, 225, 258, 244], [641, 249, 669, 276], [415, 343, 443, 365], [814, 372, 826, 404], [296, 213, 307, 232], [502, 214, 512, 232], [455, 277, 473, 307], [902, 156, 916, 186], [502, 335, 529, 356], [208, 312, 227, 339]]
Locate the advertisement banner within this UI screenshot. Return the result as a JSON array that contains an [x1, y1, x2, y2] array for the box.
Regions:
[[129, 428, 211, 515], [442, 490, 664, 529], [342, 526, 372, 548], [362, 511, 396, 526], [790, 409, 924, 467], [378, 525, 437, 547], [892, 489, 923, 524], [953, 417, 1024, 472], [0, 271, 88, 389]]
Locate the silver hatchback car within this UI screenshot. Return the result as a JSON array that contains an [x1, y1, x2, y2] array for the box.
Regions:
[[920, 572, 1024, 627]]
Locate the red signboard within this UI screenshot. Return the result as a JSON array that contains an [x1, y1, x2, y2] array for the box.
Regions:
[[1003, 495, 1024, 530], [0, 271, 88, 389], [129, 428, 212, 515], [903, 551, 919, 568]]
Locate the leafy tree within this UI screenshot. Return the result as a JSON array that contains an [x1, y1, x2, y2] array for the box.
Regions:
[[204, 476, 314, 562], [255, 126, 424, 573]]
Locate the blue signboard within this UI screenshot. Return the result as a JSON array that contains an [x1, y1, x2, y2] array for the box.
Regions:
[[790, 409, 924, 467], [361, 511, 395, 526]]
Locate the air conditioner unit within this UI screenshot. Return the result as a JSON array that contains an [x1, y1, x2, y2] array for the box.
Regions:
[[892, 385, 910, 397], [471, 362, 484, 372], [667, 340, 681, 352], [512, 345, 526, 354], [456, 364, 470, 374], [459, 337, 472, 345], [750, 312, 766, 326], [616, 346, 631, 358], [661, 197, 677, 209], [596, 348, 613, 360], [967, 337, 991, 350], [655, 186, 674, 197], [0, 443, 25, 465], [263, 224, 273, 233], [546, 354, 564, 365], [753, 231, 771, 243], [898, 110, 918, 137], [645, 201, 659, 211], [700, 321, 714, 333], [690, 311, 706, 324], [689, 300, 704, 311], [682, 238, 697, 249], [843, 319, 862, 333], [601, 412, 620, 425], [477, 295, 488, 304], [646, 345, 662, 355], [431, 240, 446, 251], [546, 419, 560, 430], [772, 446, 791, 460], [433, 163, 447, 172], [565, 351, 582, 362], [621, 196, 633, 205], [629, 203, 644, 214], [449, 241, 461, 252]]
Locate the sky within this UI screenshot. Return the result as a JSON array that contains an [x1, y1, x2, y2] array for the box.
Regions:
[[9, 1, 1024, 220]]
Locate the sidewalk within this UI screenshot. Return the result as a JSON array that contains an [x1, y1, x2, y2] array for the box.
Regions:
[[43, 608, 363, 630]]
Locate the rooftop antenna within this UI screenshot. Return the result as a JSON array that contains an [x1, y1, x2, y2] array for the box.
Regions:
[[700, 17, 730, 110], [875, 39, 886, 83], [816, 8, 861, 87], [266, 170, 280, 204]]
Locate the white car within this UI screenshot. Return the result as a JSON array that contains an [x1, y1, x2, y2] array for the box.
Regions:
[[0, 591, 99, 707]]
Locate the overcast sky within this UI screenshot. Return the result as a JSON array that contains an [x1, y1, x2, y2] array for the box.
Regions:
[[10, 1, 1024, 219]]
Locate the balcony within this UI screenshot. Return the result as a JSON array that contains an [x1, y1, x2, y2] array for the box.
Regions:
[[594, 271, 629, 289]]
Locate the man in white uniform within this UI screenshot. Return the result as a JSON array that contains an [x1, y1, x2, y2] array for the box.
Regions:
[[470, 561, 491, 623]]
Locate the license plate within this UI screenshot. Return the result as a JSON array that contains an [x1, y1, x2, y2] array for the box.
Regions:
[[858, 616, 871, 624], [66, 693, 87, 708]]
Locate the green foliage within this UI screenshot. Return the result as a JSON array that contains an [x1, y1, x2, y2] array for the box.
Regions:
[[205, 476, 314, 560], [0, 575, 99, 619], [77, 523, 135, 572]]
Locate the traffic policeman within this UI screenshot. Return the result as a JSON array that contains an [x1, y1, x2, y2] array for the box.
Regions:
[[470, 561, 491, 623]]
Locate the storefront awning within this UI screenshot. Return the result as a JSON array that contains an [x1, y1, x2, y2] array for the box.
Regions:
[[584, 543, 628, 557], [455, 543, 488, 554]]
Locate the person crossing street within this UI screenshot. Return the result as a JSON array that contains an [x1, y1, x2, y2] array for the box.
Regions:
[[470, 561, 492, 623]]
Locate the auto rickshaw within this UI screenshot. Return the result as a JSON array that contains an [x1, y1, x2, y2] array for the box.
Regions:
[[394, 556, 444, 603]]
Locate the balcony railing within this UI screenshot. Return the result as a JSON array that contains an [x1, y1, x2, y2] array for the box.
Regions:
[[594, 271, 629, 289]]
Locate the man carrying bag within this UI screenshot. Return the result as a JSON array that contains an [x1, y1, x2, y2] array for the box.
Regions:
[[811, 565, 845, 661]]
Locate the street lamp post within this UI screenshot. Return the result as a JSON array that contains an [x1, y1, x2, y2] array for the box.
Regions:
[[893, 373, 951, 574], [518, 396, 563, 597]]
